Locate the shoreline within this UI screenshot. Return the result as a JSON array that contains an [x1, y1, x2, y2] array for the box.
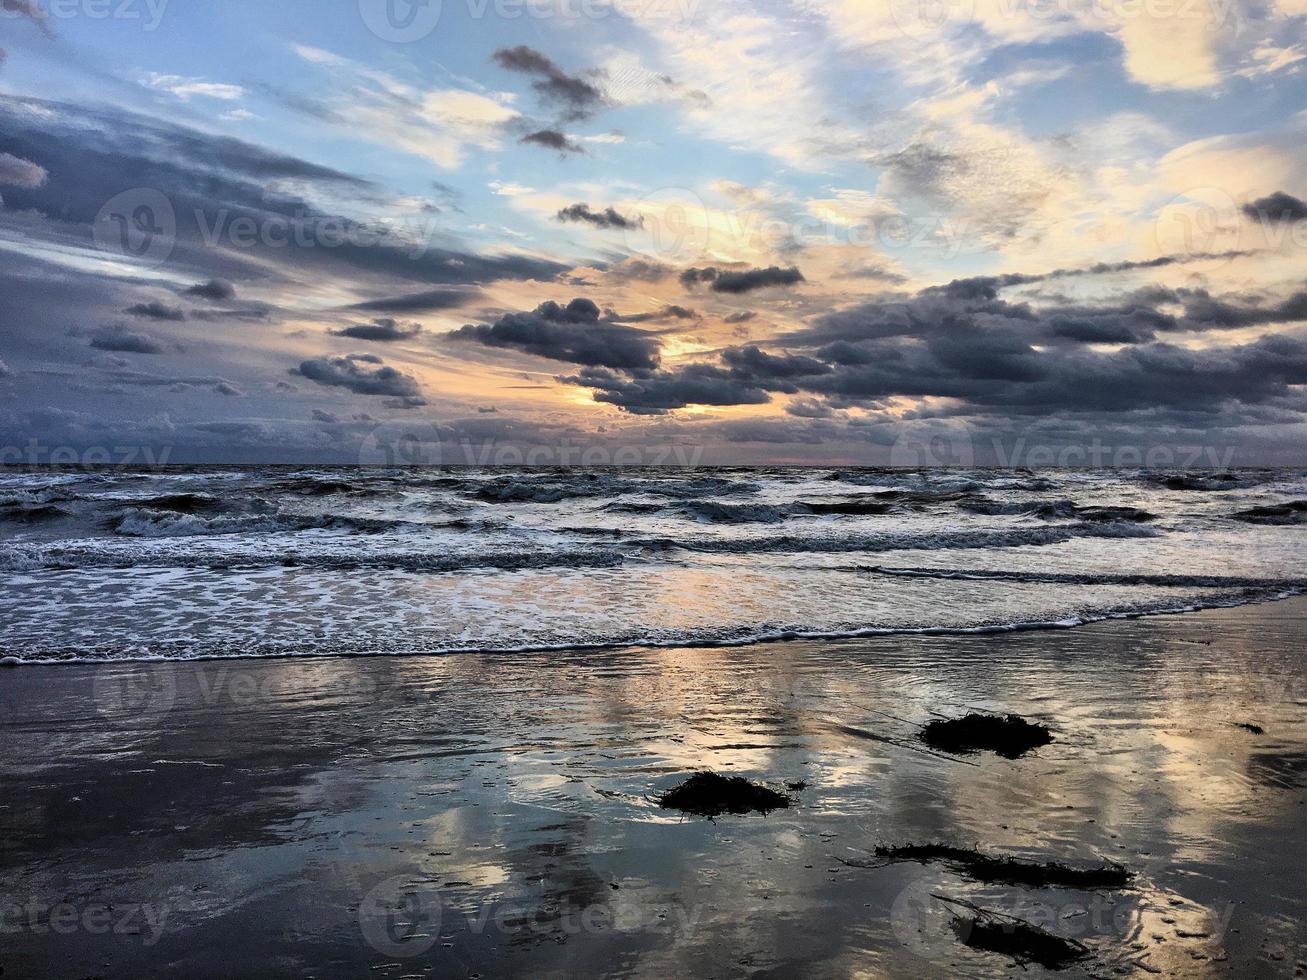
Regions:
[[4, 584, 1304, 668], [3, 597, 1306, 977]]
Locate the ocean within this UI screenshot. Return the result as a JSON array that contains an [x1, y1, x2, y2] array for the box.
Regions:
[[1, 465, 1305, 664]]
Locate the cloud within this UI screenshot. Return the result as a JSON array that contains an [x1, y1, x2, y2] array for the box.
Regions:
[[449, 298, 661, 371], [143, 73, 245, 101], [184, 279, 236, 302], [556, 203, 643, 230], [492, 45, 606, 121], [1243, 191, 1307, 225], [331, 318, 423, 342], [520, 129, 584, 154], [0, 97, 569, 289], [290, 46, 520, 169], [565, 364, 770, 415], [293, 354, 425, 401], [680, 266, 806, 294], [0, 152, 47, 188], [345, 288, 481, 313], [555, 269, 1307, 421], [126, 302, 186, 322], [88, 326, 166, 355], [0, 358, 10, 378]]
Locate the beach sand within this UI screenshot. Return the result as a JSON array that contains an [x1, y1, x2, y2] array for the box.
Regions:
[[3, 598, 1306, 978]]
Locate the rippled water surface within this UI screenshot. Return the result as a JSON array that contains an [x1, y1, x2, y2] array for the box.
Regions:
[[2, 600, 1304, 977], [2, 465, 1306, 663]]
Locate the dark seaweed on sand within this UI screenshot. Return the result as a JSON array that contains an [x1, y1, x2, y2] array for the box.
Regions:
[[1234, 722, 1265, 734], [873, 844, 1130, 888], [943, 898, 1091, 970], [921, 713, 1052, 758], [655, 772, 791, 817]]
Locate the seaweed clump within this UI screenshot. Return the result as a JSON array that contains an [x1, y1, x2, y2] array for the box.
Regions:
[[948, 904, 1091, 970], [655, 772, 791, 818], [874, 844, 1130, 888], [921, 713, 1052, 759]]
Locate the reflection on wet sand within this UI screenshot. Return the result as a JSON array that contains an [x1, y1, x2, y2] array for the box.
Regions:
[[2, 598, 1305, 977]]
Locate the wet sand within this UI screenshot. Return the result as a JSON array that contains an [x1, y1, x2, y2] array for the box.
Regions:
[[2, 599, 1306, 978]]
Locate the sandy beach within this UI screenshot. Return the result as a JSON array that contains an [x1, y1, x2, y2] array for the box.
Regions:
[[3, 597, 1305, 978]]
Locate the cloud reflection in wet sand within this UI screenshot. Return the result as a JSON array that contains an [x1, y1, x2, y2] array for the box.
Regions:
[[1, 600, 1305, 976]]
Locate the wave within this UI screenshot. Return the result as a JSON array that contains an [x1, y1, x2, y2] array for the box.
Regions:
[[473, 474, 761, 504], [628, 521, 1159, 555], [0, 503, 71, 523], [959, 498, 1155, 522], [1231, 501, 1307, 526], [0, 542, 627, 573], [4, 588, 1300, 666], [858, 564, 1307, 590]]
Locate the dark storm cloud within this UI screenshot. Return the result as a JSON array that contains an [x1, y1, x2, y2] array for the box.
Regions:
[[293, 353, 424, 401], [563, 364, 770, 415], [556, 203, 643, 230], [606, 258, 674, 282], [125, 302, 186, 321], [331, 318, 423, 342], [184, 279, 236, 301], [88, 326, 166, 354], [520, 129, 584, 154], [0, 97, 569, 289], [492, 45, 606, 121], [679, 266, 806, 294], [345, 287, 481, 313], [614, 304, 700, 323], [1242, 191, 1307, 225], [554, 270, 1307, 420], [448, 298, 661, 371], [721, 345, 831, 381]]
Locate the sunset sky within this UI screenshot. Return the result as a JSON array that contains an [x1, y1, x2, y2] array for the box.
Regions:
[[1, 0, 1305, 464]]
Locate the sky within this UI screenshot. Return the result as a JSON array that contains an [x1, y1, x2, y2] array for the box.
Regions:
[[1, 0, 1305, 465]]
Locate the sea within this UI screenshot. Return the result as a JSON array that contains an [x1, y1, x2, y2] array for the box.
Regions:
[[1, 466, 1304, 664]]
